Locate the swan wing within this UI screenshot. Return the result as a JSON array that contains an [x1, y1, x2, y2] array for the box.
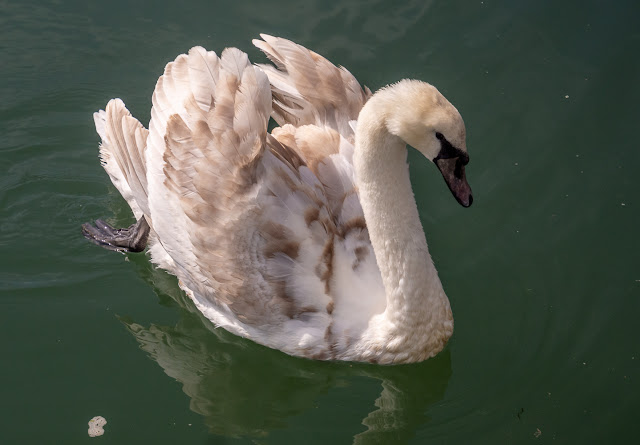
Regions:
[[143, 46, 341, 352], [253, 34, 372, 144], [144, 46, 272, 319]]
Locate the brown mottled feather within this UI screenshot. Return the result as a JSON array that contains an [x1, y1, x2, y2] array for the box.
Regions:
[[253, 34, 372, 144]]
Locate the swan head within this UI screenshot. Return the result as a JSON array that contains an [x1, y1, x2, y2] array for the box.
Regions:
[[381, 80, 473, 207]]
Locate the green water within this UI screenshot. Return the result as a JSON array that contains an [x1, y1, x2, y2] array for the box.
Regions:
[[1, 0, 638, 443]]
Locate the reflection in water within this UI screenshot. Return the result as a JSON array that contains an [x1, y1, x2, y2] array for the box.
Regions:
[[122, 257, 451, 443]]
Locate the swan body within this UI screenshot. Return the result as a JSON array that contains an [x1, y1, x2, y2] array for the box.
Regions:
[[84, 35, 473, 364]]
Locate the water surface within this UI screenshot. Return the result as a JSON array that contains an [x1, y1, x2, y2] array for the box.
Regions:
[[1, 0, 638, 443]]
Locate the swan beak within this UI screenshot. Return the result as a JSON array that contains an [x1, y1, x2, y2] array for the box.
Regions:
[[435, 157, 473, 207]]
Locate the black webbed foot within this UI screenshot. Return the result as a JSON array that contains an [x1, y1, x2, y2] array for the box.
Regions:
[[82, 217, 150, 253]]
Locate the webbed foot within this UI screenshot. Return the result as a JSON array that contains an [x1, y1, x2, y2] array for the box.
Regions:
[[82, 217, 150, 253]]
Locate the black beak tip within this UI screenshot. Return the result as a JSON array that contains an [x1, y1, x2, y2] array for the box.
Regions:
[[458, 193, 473, 208]]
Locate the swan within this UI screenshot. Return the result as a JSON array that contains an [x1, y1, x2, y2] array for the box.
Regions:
[[83, 35, 473, 364]]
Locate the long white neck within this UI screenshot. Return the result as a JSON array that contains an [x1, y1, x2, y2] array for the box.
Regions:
[[353, 93, 453, 359]]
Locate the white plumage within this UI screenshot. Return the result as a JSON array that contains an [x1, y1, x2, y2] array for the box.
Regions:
[[87, 35, 473, 364]]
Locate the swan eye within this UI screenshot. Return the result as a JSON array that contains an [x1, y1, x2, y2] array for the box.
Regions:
[[435, 132, 444, 140]]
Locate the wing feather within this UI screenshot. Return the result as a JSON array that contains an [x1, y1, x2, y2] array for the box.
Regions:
[[253, 34, 372, 143]]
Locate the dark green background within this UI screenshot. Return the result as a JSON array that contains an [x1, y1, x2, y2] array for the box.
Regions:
[[1, 0, 638, 443]]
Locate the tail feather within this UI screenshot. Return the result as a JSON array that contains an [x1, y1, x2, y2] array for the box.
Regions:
[[94, 99, 149, 219]]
